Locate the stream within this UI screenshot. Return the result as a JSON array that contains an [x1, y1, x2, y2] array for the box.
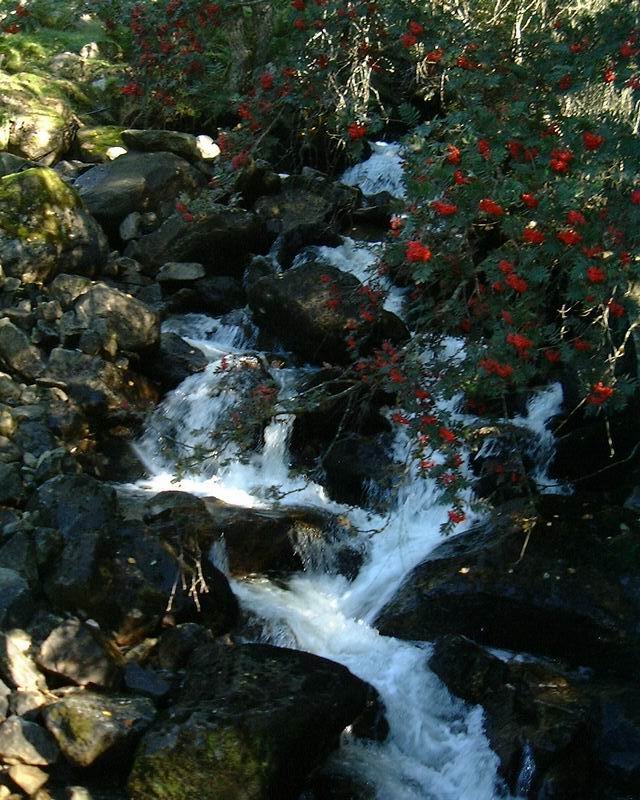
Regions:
[[130, 143, 565, 800]]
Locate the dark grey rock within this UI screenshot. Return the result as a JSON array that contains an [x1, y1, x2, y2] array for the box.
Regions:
[[142, 333, 207, 391], [122, 663, 170, 700], [48, 274, 92, 309], [0, 464, 23, 505], [376, 497, 640, 679], [0, 568, 34, 628], [74, 151, 203, 228], [125, 204, 269, 276]]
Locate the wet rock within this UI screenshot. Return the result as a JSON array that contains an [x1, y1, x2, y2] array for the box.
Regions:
[[595, 685, 640, 791], [248, 261, 408, 364], [206, 501, 351, 577], [164, 275, 246, 315], [0, 569, 34, 629], [322, 433, 395, 508], [0, 320, 44, 382], [129, 641, 376, 800], [74, 151, 203, 230], [125, 204, 269, 277], [429, 636, 592, 796], [70, 283, 160, 353], [376, 497, 640, 679], [254, 176, 360, 267], [0, 168, 108, 284], [142, 333, 207, 391], [0, 717, 58, 766], [37, 619, 120, 688], [43, 692, 155, 768]]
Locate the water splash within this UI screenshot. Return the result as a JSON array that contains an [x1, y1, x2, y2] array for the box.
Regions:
[[341, 141, 406, 199]]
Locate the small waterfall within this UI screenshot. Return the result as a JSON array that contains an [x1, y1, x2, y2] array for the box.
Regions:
[[130, 144, 565, 799]]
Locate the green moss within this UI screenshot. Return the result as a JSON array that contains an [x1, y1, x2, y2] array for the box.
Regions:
[[0, 23, 113, 74], [129, 723, 271, 800], [0, 168, 80, 243], [77, 126, 126, 161]]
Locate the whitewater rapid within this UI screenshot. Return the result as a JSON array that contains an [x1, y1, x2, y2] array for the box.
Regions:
[[132, 145, 565, 799]]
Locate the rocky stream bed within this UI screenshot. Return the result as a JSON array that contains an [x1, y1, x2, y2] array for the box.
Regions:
[[0, 122, 638, 800]]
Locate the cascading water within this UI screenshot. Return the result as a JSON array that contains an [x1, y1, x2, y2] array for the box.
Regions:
[[132, 145, 566, 799]]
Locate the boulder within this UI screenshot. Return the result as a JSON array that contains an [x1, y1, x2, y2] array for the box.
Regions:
[[376, 497, 640, 678], [74, 151, 203, 229], [204, 501, 357, 577], [43, 692, 155, 768], [248, 261, 408, 364], [121, 129, 205, 163], [29, 475, 117, 614], [0, 71, 74, 165], [36, 619, 120, 688], [75, 126, 126, 164], [162, 275, 246, 316], [0, 168, 108, 284], [321, 433, 395, 508], [31, 481, 238, 645], [0, 319, 44, 382], [70, 283, 161, 353], [128, 641, 377, 800], [430, 635, 640, 798], [142, 333, 207, 391], [125, 204, 269, 276], [430, 636, 591, 796], [254, 175, 360, 267]]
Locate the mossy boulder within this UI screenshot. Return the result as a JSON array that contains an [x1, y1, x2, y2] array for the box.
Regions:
[[75, 125, 126, 164], [0, 167, 108, 284], [0, 70, 75, 164], [128, 641, 379, 800]]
